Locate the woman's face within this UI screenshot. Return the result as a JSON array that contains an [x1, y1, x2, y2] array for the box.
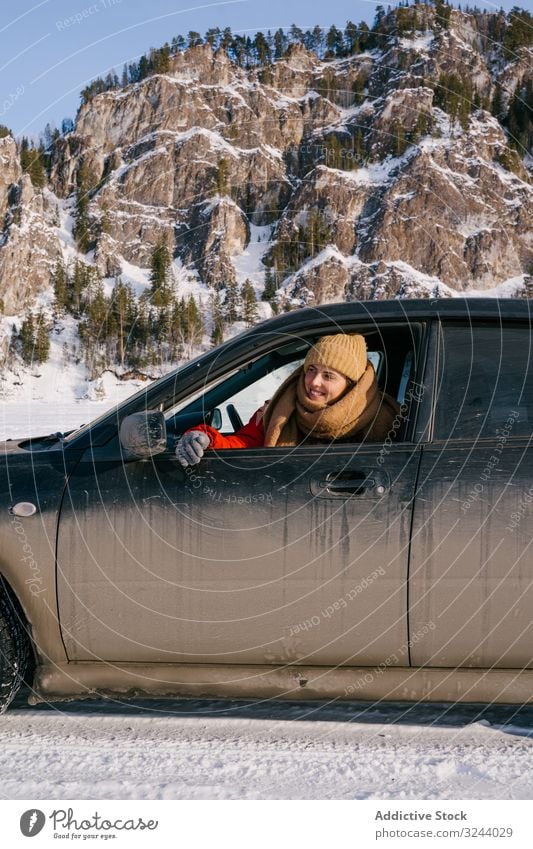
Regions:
[[304, 363, 349, 405]]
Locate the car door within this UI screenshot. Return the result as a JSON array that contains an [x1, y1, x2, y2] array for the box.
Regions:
[[409, 319, 533, 669], [57, 324, 427, 668]]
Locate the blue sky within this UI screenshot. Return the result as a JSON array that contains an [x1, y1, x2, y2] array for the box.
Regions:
[[0, 0, 527, 138]]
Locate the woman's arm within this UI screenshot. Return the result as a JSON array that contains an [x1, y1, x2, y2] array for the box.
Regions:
[[186, 408, 266, 450]]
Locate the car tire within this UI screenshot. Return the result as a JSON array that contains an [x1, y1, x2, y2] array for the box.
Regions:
[[0, 590, 30, 713]]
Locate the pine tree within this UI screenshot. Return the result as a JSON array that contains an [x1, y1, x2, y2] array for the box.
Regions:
[[52, 261, 68, 313], [358, 22, 370, 51], [354, 128, 365, 162], [20, 313, 35, 364], [71, 260, 88, 315], [150, 44, 171, 73], [392, 121, 408, 156], [310, 25, 324, 55], [254, 31, 271, 65], [324, 135, 343, 168], [505, 80, 533, 152], [42, 123, 55, 150], [188, 31, 203, 48], [111, 278, 135, 367], [241, 280, 258, 326], [86, 281, 109, 344], [20, 138, 46, 189], [262, 267, 277, 300], [210, 291, 225, 346], [224, 278, 241, 322], [503, 7, 533, 58], [273, 28, 286, 59], [168, 298, 185, 362], [61, 117, 74, 135], [325, 25, 344, 58], [138, 55, 150, 79], [148, 239, 173, 307], [289, 24, 305, 45], [34, 310, 50, 364], [262, 267, 279, 313], [434, 0, 452, 29], [132, 297, 151, 355], [100, 204, 112, 235], [491, 84, 504, 120], [74, 163, 95, 252], [434, 73, 473, 131], [154, 305, 173, 349], [307, 209, 332, 257], [205, 27, 221, 49], [344, 21, 360, 55], [181, 296, 204, 349], [215, 158, 230, 196], [220, 27, 233, 52]]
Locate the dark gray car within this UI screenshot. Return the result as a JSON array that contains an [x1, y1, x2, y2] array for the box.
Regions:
[[1, 298, 532, 709]]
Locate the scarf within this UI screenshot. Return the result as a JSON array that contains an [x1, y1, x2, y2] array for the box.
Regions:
[[263, 362, 399, 447]]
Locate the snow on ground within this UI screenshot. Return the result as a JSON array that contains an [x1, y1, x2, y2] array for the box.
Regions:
[[109, 256, 150, 297], [170, 256, 211, 307], [2, 693, 533, 800], [231, 222, 273, 322], [0, 306, 147, 440], [399, 32, 435, 51], [316, 154, 415, 187], [464, 276, 526, 298], [53, 195, 78, 264], [232, 225, 271, 285]]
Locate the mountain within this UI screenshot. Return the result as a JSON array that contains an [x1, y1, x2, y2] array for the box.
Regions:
[[0, 3, 531, 391]]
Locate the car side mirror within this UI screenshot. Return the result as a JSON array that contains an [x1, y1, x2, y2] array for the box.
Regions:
[[119, 411, 167, 459]]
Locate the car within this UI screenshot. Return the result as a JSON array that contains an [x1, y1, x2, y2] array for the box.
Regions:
[[1, 297, 532, 710]]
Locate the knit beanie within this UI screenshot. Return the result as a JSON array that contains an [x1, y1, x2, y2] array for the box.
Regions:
[[303, 333, 368, 383]]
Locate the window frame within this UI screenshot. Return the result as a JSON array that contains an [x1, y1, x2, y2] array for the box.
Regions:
[[169, 321, 429, 446]]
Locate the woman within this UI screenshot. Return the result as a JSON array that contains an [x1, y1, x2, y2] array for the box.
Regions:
[[176, 333, 400, 467]]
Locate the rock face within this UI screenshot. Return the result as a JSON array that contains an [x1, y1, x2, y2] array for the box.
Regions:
[[0, 138, 61, 314], [0, 137, 21, 220], [0, 4, 531, 314], [357, 117, 531, 288]]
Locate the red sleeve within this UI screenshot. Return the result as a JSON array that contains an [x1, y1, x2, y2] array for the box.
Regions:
[[186, 410, 265, 449]]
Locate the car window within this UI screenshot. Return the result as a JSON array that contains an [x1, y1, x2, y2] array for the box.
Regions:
[[219, 361, 304, 430], [434, 323, 532, 440]]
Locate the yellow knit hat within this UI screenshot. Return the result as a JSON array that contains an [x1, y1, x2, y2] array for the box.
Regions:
[[304, 333, 368, 383]]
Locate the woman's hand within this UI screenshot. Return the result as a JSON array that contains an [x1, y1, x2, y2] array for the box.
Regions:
[[176, 431, 211, 467]]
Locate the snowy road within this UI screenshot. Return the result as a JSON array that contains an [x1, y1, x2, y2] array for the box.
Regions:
[[2, 691, 533, 800]]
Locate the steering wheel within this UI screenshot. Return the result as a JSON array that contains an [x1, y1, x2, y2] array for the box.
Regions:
[[226, 403, 243, 431]]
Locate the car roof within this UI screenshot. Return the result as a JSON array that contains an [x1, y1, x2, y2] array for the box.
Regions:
[[243, 297, 532, 340]]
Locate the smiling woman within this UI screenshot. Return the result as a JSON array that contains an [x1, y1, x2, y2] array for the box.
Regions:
[[304, 364, 348, 404], [176, 332, 401, 466]]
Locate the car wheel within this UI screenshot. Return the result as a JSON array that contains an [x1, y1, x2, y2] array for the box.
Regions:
[[0, 591, 30, 713]]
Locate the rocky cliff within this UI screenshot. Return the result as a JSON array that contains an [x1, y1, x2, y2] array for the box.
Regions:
[[0, 4, 531, 318]]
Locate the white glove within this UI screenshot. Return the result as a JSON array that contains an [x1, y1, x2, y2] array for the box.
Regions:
[[176, 430, 211, 467]]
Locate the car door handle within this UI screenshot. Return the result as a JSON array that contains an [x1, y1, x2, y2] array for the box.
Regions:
[[310, 471, 390, 499]]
